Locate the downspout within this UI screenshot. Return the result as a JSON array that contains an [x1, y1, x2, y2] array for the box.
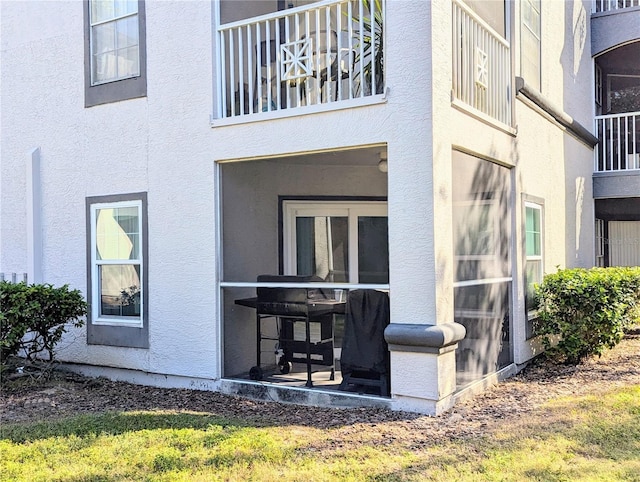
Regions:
[[515, 76, 599, 148]]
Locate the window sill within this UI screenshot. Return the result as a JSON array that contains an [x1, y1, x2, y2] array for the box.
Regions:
[[92, 319, 143, 329]]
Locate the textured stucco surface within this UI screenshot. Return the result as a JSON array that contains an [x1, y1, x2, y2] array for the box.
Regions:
[[591, 7, 640, 56], [1, 0, 218, 378], [1, 0, 598, 412]]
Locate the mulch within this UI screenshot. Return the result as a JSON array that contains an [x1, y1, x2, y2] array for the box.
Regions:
[[2, 333, 639, 447]]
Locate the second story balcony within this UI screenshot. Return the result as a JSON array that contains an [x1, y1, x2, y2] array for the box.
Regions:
[[595, 111, 640, 172], [216, 0, 384, 122], [594, 41, 640, 175], [452, 0, 512, 127]]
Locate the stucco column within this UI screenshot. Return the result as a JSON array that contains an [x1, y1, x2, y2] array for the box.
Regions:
[[384, 0, 464, 414]]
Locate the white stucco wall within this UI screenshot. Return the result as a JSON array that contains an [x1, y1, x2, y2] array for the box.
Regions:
[[1, 0, 218, 379]]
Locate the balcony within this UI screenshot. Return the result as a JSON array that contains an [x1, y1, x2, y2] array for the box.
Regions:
[[595, 111, 640, 172], [216, 0, 384, 121], [593, 0, 640, 13], [452, 0, 512, 127]]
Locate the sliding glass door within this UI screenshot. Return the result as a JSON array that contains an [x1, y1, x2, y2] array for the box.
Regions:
[[283, 201, 388, 284]]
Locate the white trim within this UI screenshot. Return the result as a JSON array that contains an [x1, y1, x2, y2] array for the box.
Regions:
[[220, 281, 390, 290], [282, 200, 387, 284], [524, 201, 543, 320], [453, 277, 512, 288], [214, 160, 224, 379], [26, 147, 43, 284], [451, 99, 517, 136], [90, 199, 144, 327]]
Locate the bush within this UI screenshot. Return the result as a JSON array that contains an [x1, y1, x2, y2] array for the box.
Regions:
[[0, 281, 87, 364], [0, 282, 31, 363], [536, 267, 640, 364]]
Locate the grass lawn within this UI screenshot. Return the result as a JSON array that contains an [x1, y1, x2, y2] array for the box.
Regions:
[[1, 384, 639, 481]]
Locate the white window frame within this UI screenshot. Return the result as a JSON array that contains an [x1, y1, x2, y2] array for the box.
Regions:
[[89, 0, 140, 86], [90, 199, 144, 327], [524, 201, 543, 318], [282, 200, 387, 284], [595, 64, 603, 107], [520, 0, 541, 91]]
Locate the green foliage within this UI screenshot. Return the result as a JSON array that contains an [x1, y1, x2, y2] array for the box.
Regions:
[[0, 281, 87, 363], [0, 282, 31, 363], [348, 0, 384, 95], [536, 267, 640, 363]]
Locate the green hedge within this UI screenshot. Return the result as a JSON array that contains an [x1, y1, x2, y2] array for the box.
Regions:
[[0, 281, 87, 364], [536, 267, 640, 364]]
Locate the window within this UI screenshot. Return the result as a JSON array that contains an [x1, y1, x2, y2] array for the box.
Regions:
[[521, 0, 541, 91], [86, 193, 148, 348], [84, 0, 147, 107], [524, 201, 543, 338], [282, 200, 388, 284]]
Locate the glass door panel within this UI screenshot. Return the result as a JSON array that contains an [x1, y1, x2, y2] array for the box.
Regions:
[[358, 216, 389, 284], [283, 201, 388, 284], [295, 216, 349, 281]]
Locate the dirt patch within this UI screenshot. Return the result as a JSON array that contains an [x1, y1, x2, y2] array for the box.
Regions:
[[2, 335, 639, 447]]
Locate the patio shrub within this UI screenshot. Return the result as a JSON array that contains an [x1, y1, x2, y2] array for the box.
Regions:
[[0, 281, 31, 363], [0, 281, 87, 364], [536, 267, 640, 364]]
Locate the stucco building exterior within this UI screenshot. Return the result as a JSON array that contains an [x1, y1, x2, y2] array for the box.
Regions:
[[1, 0, 638, 415]]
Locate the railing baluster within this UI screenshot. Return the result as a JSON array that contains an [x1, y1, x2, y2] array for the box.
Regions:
[[336, 2, 342, 101], [625, 115, 629, 169], [369, 0, 376, 97], [238, 27, 245, 116], [266, 20, 273, 112], [256, 25, 262, 113], [358, 0, 364, 98], [608, 117, 613, 171], [616, 116, 621, 170], [221, 31, 227, 118], [229, 31, 235, 116], [633, 115, 640, 169], [248, 24, 254, 114], [275, 20, 282, 111], [347, 1, 353, 100], [303, 10, 310, 105]]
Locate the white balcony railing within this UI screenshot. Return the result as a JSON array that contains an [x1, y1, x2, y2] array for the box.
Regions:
[[595, 111, 640, 172], [217, 0, 384, 119], [593, 0, 640, 13], [452, 0, 511, 126]]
